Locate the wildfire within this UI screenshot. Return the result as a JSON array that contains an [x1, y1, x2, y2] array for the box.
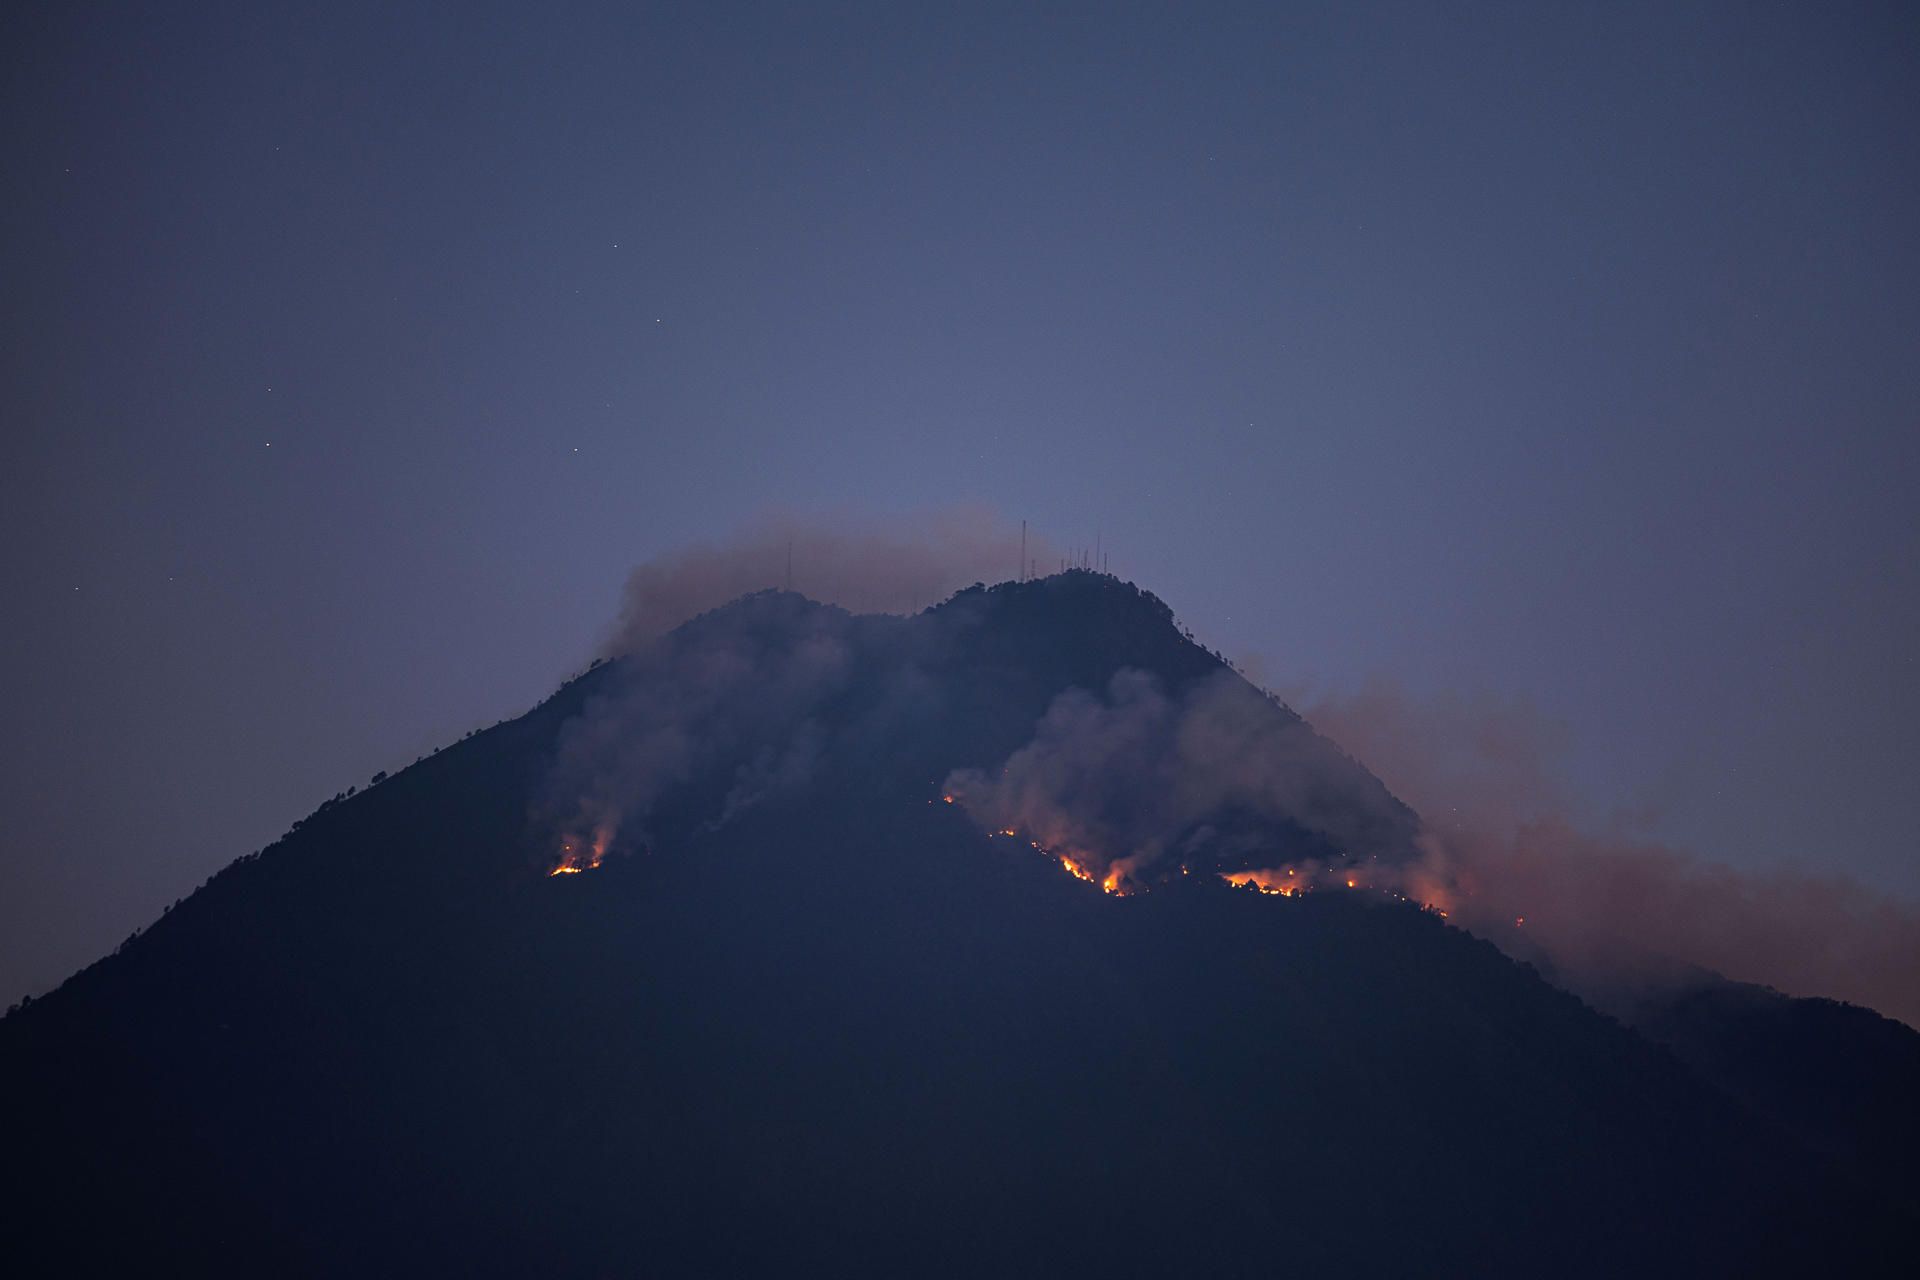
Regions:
[[1043, 847, 1128, 895], [970, 807, 1126, 895], [1046, 852, 1131, 895], [1223, 869, 1303, 897], [549, 827, 610, 877], [952, 792, 1449, 912], [1037, 835, 1465, 919]]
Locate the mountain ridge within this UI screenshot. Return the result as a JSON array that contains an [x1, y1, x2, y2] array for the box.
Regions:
[[4, 572, 1913, 1276]]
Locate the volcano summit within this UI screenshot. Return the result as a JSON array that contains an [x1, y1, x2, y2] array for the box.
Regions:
[[4, 573, 1914, 1276]]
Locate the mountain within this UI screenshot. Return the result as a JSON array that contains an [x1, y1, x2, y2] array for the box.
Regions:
[[3, 573, 1913, 1276], [1608, 972, 1920, 1207]]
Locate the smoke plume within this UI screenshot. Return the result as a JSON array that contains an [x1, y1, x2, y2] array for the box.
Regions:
[[948, 666, 1920, 1026], [543, 595, 860, 868], [604, 508, 1045, 655], [1305, 682, 1920, 1027], [547, 510, 1050, 865], [553, 516, 1920, 1027], [943, 669, 1418, 887]]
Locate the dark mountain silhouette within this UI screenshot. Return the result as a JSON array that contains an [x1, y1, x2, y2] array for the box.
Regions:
[[3, 573, 1913, 1276], [1606, 972, 1920, 1207]]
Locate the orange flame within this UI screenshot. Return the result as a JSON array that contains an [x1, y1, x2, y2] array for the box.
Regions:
[[956, 800, 1455, 914], [1223, 869, 1303, 897], [549, 826, 611, 877]]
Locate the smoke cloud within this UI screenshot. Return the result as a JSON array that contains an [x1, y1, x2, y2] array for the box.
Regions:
[[543, 595, 861, 869], [943, 669, 1419, 888], [604, 508, 1047, 655], [548, 509, 1051, 866], [1304, 682, 1920, 1028], [553, 515, 1920, 1027], [948, 667, 1920, 1026]]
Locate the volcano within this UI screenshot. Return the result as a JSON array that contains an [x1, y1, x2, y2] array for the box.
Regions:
[[4, 573, 1914, 1276]]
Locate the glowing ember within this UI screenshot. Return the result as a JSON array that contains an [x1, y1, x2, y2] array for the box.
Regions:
[[549, 827, 610, 877], [1047, 849, 1128, 894], [950, 797, 1468, 916], [1222, 870, 1302, 897]]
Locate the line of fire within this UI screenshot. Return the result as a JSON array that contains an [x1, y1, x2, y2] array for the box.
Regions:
[[542, 793, 1459, 925], [942, 792, 1454, 916]]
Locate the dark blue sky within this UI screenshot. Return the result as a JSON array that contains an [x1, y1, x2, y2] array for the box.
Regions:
[[4, 0, 1916, 1003]]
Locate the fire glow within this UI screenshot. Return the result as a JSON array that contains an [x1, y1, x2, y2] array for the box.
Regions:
[[1223, 868, 1304, 897], [983, 825, 1133, 895], [549, 828, 610, 877], [957, 790, 1462, 917]]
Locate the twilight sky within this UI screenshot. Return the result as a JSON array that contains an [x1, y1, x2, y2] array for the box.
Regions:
[[3, 0, 1917, 1005]]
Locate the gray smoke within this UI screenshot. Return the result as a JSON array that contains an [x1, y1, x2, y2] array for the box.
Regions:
[[1305, 682, 1920, 1028], [943, 668, 1418, 889], [948, 664, 1920, 1027], [603, 508, 1047, 655], [543, 595, 861, 867], [554, 520, 1920, 1027], [547, 509, 1048, 866]]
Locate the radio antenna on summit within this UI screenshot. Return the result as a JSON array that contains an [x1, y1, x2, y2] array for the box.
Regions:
[[1020, 520, 1027, 583]]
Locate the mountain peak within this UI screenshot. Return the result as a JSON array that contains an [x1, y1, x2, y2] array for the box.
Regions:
[[5, 569, 1913, 1275]]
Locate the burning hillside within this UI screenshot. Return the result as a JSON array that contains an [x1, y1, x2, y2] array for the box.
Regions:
[[939, 664, 1422, 897], [522, 572, 1920, 1031], [8, 568, 1919, 1276], [548, 828, 610, 876], [976, 803, 1455, 914]]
